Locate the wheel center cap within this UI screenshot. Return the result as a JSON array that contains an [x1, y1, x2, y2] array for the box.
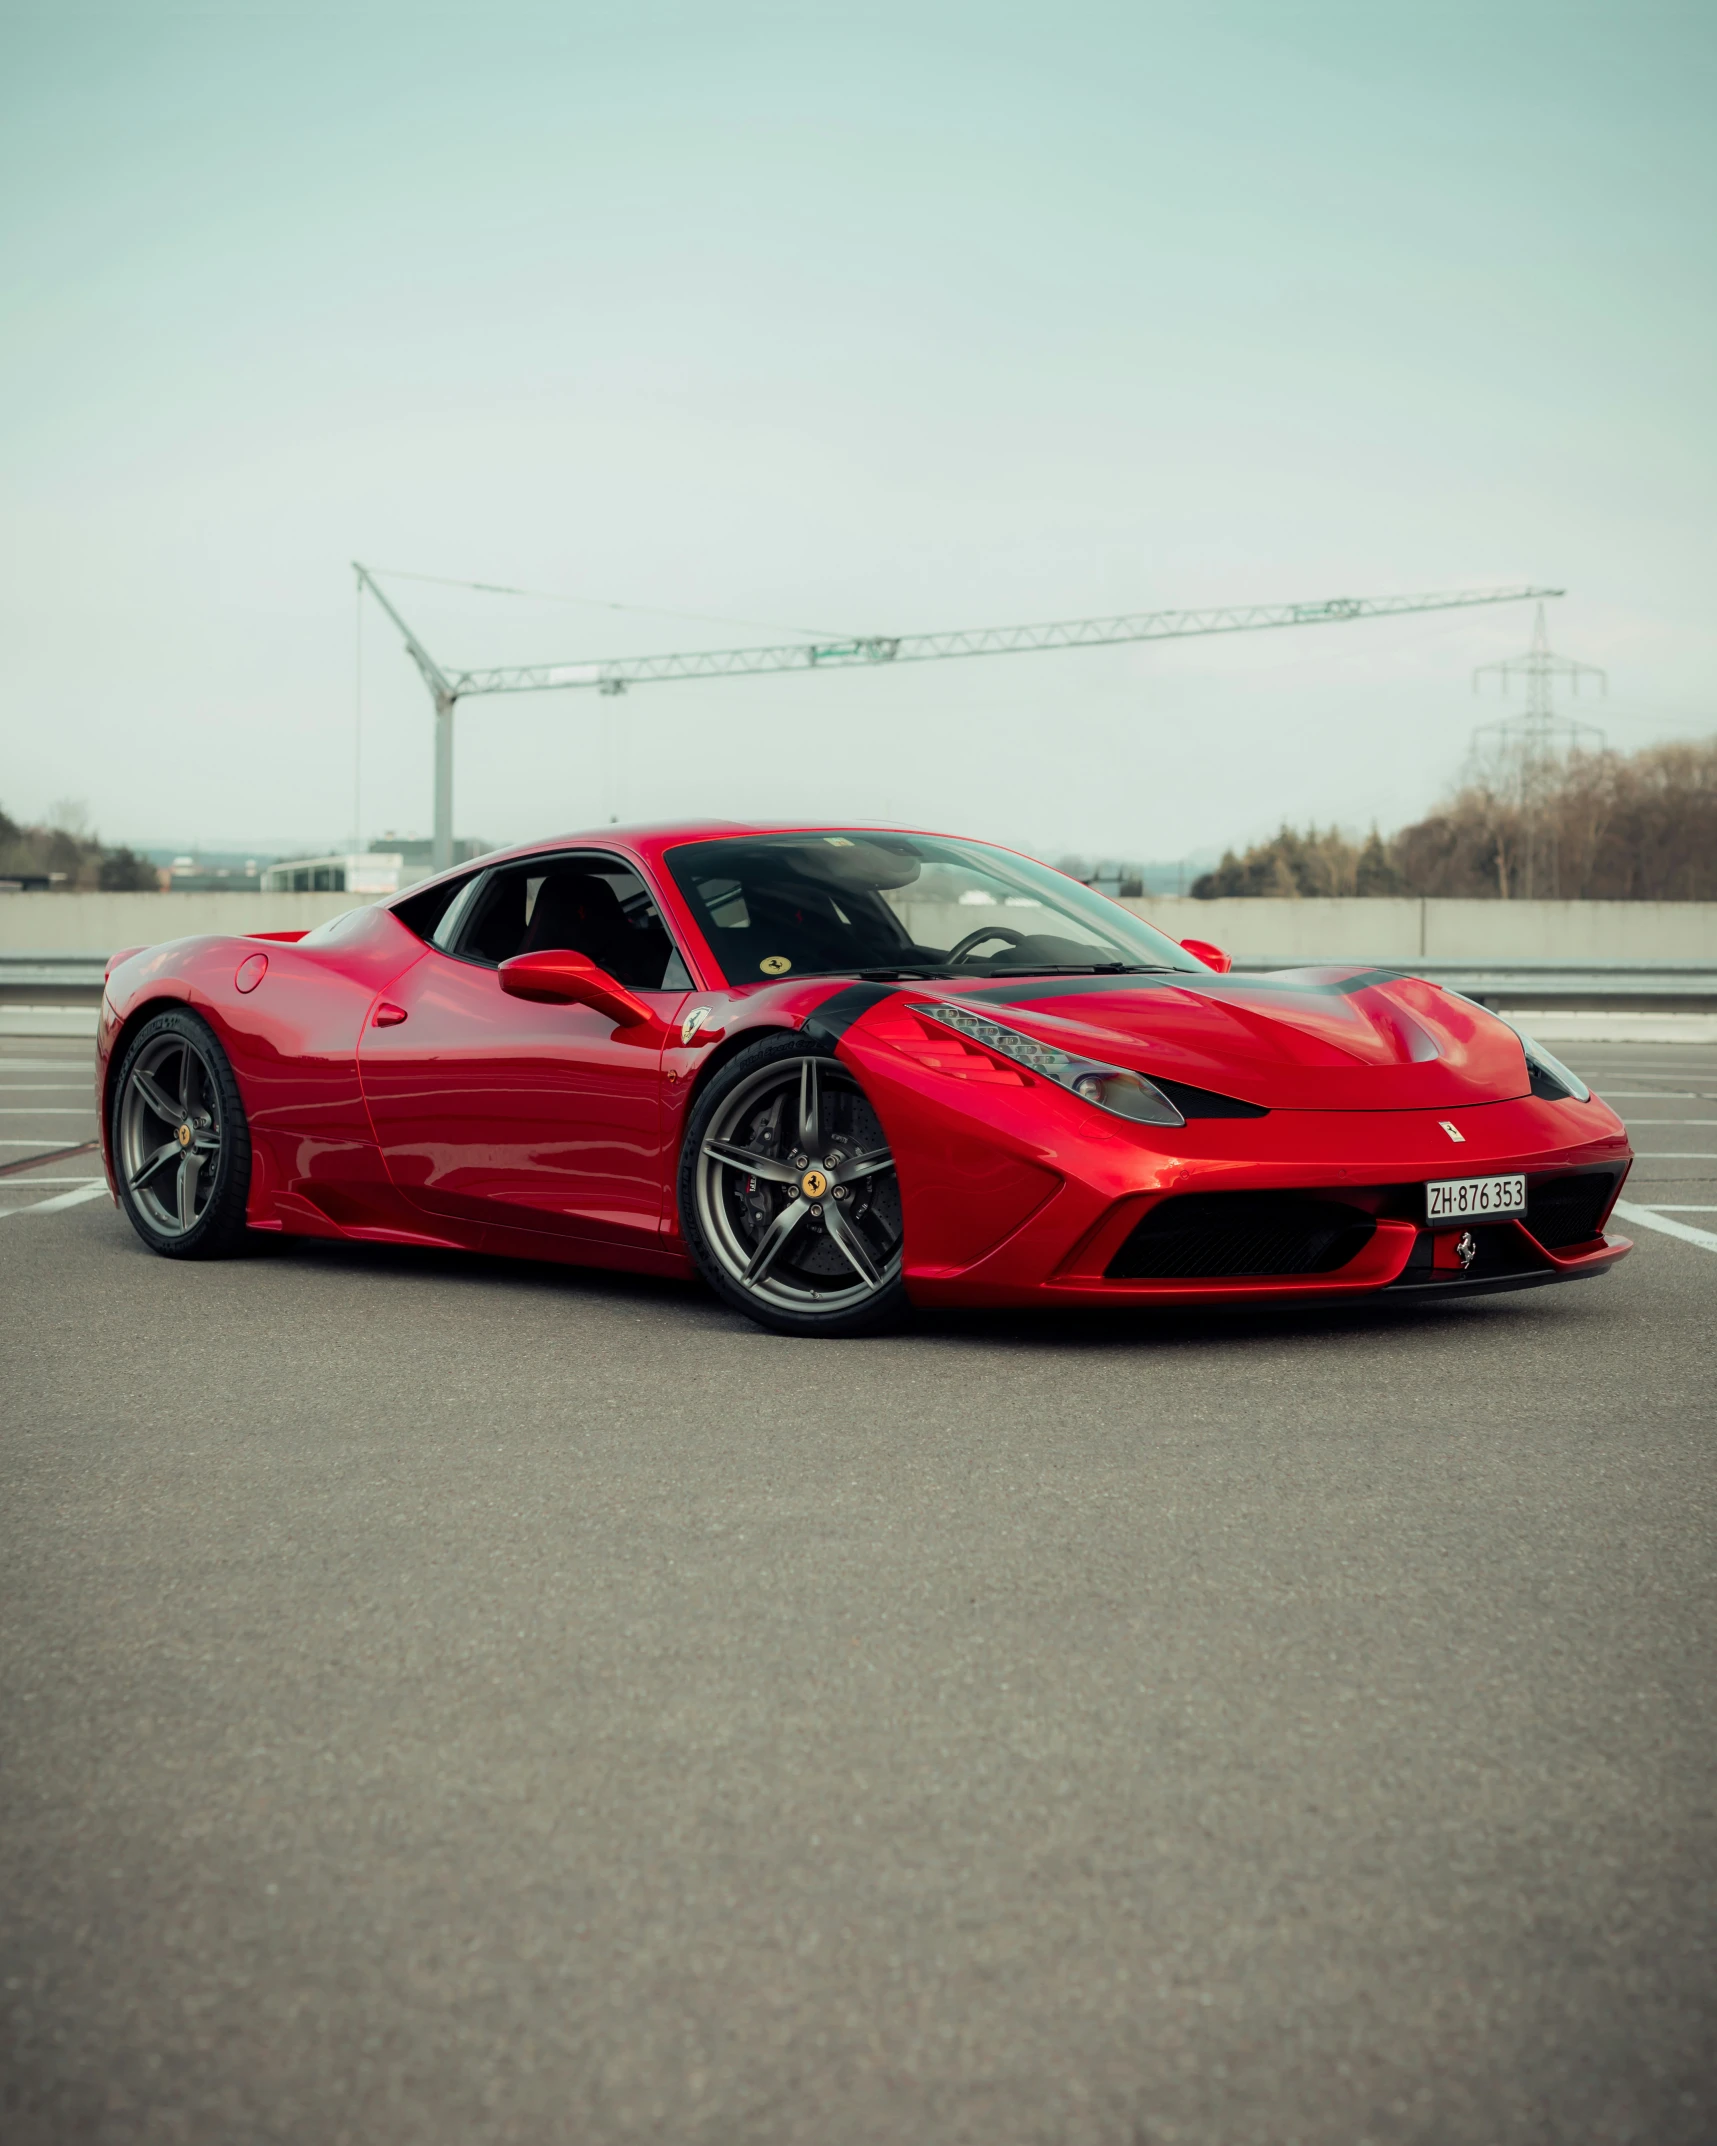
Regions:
[[800, 1168, 829, 1200], [176, 1122, 193, 1148]]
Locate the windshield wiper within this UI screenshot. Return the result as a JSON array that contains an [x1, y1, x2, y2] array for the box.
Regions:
[[853, 962, 963, 980]]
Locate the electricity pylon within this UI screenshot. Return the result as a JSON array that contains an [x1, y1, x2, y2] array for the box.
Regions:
[[1466, 601, 1607, 900], [1471, 600, 1606, 764], [353, 566, 1563, 871]]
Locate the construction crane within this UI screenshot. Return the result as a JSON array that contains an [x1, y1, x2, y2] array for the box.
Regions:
[[352, 566, 1564, 871]]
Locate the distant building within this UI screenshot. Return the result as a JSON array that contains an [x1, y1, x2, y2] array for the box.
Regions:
[[259, 838, 490, 896], [261, 852, 405, 895], [160, 864, 265, 892], [369, 835, 492, 874]]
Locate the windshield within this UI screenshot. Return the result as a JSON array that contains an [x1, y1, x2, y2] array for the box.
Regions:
[[663, 832, 1205, 986]]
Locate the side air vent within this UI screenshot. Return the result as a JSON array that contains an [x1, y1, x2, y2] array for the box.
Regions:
[[1527, 1169, 1622, 1250], [1107, 1193, 1375, 1280]]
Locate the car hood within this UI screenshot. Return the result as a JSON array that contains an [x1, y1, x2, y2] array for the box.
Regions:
[[924, 967, 1532, 1111]]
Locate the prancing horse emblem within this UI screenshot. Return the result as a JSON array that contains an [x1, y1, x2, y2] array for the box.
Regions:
[[1454, 1230, 1479, 1270], [1439, 1121, 1465, 1142]]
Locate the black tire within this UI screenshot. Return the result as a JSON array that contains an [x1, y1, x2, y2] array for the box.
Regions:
[[678, 1031, 909, 1338], [111, 1008, 253, 1259]]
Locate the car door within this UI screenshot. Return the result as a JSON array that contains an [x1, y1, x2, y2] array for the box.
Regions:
[[357, 851, 692, 1258]]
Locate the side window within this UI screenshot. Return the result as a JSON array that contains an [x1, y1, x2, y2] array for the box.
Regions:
[[390, 870, 481, 946], [462, 870, 531, 964], [453, 856, 691, 990]]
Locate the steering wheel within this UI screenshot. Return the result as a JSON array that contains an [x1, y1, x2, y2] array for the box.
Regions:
[[948, 924, 1029, 965]]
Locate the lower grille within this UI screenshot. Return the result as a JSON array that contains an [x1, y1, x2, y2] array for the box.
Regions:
[[1394, 1223, 1551, 1283], [1107, 1193, 1376, 1280], [1528, 1169, 1621, 1250]]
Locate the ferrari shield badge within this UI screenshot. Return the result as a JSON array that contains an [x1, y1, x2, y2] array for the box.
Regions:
[[759, 955, 792, 976]]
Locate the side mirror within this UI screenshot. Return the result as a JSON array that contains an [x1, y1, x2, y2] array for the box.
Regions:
[[1180, 937, 1233, 975], [499, 948, 656, 1027]]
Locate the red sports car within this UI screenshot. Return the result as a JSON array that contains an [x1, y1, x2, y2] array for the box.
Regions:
[[97, 822, 1632, 1335]]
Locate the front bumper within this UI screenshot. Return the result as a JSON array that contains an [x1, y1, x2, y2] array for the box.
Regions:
[[854, 1048, 1634, 1311], [909, 1210, 1631, 1310]]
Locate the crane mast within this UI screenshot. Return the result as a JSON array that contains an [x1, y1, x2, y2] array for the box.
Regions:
[[351, 566, 1563, 871]]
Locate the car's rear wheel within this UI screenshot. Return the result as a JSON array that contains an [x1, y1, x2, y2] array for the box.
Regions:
[[112, 1010, 252, 1258], [679, 1032, 907, 1336]]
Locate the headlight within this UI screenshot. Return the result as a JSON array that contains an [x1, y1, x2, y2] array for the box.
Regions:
[[1446, 991, 1592, 1104], [912, 1001, 1185, 1126], [1509, 1025, 1591, 1103]]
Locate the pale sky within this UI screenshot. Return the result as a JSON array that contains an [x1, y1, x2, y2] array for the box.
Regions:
[[3, 2, 1712, 863]]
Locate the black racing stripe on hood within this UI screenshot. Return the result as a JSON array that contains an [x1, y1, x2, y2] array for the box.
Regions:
[[802, 981, 902, 1044], [1204, 966, 1409, 998], [1129, 965, 1411, 999], [963, 966, 1410, 1005], [961, 974, 1181, 1004]]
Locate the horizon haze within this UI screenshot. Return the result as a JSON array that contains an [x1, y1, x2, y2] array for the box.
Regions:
[[3, 2, 1712, 863]]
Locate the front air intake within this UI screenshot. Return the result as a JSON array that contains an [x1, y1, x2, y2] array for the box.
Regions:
[[1107, 1193, 1376, 1280], [1527, 1169, 1623, 1251]]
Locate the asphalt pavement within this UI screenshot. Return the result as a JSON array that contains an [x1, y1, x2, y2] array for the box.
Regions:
[[2, 1037, 1714, 2146]]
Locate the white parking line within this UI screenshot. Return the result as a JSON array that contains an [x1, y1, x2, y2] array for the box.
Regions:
[[1637, 1205, 1717, 1213], [1612, 1201, 1717, 1253], [0, 1181, 111, 1218], [0, 1060, 87, 1072], [0, 1107, 97, 1115], [1631, 1153, 1717, 1160], [1620, 1119, 1717, 1126]]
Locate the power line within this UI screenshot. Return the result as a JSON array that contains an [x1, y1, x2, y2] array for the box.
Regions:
[[361, 564, 835, 640], [352, 574, 364, 855]]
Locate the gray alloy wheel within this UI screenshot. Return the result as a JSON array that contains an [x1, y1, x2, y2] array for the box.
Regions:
[[113, 1010, 251, 1258], [682, 1037, 906, 1335]]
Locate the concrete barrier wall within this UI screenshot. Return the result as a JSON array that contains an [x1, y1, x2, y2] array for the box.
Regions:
[[0, 891, 359, 954], [4, 888, 1716, 964], [1113, 897, 1717, 963], [901, 895, 1717, 964]]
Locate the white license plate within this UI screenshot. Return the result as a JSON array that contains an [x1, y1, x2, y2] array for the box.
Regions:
[[1425, 1173, 1527, 1221]]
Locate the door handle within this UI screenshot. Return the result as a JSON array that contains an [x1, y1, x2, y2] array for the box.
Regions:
[[372, 1002, 408, 1028]]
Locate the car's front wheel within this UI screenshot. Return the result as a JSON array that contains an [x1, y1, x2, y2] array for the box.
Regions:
[[112, 1009, 252, 1258], [679, 1032, 907, 1337]]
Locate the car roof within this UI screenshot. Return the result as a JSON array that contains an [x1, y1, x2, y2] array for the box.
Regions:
[[456, 819, 968, 873]]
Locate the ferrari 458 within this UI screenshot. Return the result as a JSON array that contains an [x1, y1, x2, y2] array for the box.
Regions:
[[97, 823, 1632, 1335]]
